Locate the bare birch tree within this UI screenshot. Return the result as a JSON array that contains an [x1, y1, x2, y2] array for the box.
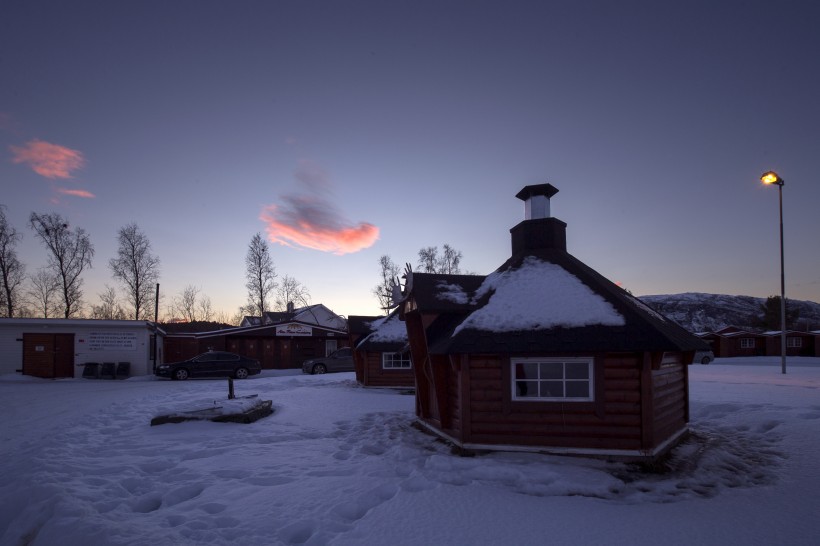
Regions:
[[28, 269, 61, 318], [29, 212, 94, 318], [171, 285, 200, 323], [0, 205, 26, 317], [109, 223, 160, 320], [417, 246, 438, 273], [245, 233, 277, 316], [197, 294, 213, 322], [90, 285, 127, 320], [417, 244, 463, 274], [274, 275, 310, 311], [372, 254, 400, 313], [439, 244, 463, 274]]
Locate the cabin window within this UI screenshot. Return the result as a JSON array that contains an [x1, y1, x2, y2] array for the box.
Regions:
[[511, 357, 594, 402], [740, 338, 755, 349], [787, 337, 802, 348], [382, 352, 412, 369], [325, 340, 338, 356]]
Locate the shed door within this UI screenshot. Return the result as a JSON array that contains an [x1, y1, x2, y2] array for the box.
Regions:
[[23, 333, 75, 378]]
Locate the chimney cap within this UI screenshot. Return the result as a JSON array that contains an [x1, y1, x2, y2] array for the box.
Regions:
[[516, 183, 559, 202]]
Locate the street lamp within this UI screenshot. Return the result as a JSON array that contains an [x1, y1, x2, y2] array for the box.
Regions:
[[760, 171, 786, 374]]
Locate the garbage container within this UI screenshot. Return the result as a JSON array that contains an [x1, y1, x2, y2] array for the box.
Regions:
[[100, 362, 116, 379], [116, 362, 130, 379], [82, 363, 100, 379]]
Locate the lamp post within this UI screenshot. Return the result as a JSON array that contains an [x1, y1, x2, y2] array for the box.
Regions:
[[760, 171, 786, 374]]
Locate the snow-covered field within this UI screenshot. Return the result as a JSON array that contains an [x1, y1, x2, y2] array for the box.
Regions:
[[1, 357, 819, 546]]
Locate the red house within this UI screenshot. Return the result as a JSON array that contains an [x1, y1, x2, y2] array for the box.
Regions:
[[764, 330, 816, 357], [397, 184, 709, 461], [164, 321, 348, 369]]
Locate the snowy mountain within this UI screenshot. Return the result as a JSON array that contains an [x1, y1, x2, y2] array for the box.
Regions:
[[638, 293, 820, 333]]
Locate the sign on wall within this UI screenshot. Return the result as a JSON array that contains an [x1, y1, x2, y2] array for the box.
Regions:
[[82, 332, 138, 351], [275, 323, 312, 336]]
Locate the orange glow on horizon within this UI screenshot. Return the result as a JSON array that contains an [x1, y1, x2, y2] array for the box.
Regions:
[[9, 139, 85, 179]]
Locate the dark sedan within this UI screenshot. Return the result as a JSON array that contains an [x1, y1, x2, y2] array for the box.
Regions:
[[155, 351, 262, 380]]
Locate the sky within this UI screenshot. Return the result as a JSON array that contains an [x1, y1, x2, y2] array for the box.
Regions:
[[2, 0, 819, 321], [1, 357, 819, 544]]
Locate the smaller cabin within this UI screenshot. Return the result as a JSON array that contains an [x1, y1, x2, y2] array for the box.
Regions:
[[349, 312, 414, 388], [398, 183, 709, 462]]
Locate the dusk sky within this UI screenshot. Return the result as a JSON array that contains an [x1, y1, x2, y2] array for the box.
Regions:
[[2, 0, 819, 320]]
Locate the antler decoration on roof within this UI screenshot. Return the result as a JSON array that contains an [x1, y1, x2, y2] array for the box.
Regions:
[[387, 263, 414, 309]]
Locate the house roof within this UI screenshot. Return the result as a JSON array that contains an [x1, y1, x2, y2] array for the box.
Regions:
[[167, 319, 348, 339], [408, 247, 709, 355], [241, 304, 347, 329], [355, 311, 408, 352], [347, 315, 382, 336]]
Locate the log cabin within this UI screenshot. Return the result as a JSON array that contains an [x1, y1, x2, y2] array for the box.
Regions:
[[349, 312, 414, 388], [398, 183, 710, 461], [348, 315, 381, 385]]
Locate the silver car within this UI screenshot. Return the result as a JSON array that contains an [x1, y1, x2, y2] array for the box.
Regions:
[[302, 348, 354, 374], [693, 350, 715, 365]]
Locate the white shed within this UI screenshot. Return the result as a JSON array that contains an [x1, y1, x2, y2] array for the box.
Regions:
[[0, 318, 165, 379]]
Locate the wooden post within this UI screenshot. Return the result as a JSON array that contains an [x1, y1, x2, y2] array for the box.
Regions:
[[228, 377, 235, 399]]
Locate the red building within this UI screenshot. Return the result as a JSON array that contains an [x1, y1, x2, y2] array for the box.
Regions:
[[349, 312, 414, 388], [397, 184, 708, 462], [164, 321, 348, 369]]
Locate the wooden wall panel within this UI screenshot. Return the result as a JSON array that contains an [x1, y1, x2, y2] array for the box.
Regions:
[[463, 353, 646, 451]]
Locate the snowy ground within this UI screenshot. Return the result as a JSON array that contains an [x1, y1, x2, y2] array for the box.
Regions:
[[1, 357, 819, 546]]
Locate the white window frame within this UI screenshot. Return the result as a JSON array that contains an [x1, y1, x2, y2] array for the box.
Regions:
[[511, 357, 594, 402], [786, 337, 802, 348], [325, 339, 338, 356], [382, 352, 412, 370], [740, 338, 755, 349]]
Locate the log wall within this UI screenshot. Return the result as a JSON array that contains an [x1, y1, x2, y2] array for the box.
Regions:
[[359, 351, 415, 388], [651, 353, 688, 445], [462, 353, 654, 452]]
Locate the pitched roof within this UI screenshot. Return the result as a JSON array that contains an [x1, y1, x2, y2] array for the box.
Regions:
[[410, 248, 709, 355], [347, 315, 382, 336], [354, 311, 408, 352]]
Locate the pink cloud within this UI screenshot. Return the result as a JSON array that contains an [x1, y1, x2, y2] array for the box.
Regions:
[[9, 139, 85, 179], [260, 166, 380, 255], [56, 187, 95, 199]]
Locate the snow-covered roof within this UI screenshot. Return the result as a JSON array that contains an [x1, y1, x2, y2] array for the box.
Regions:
[[407, 251, 707, 355], [357, 311, 408, 351], [364, 314, 408, 343], [453, 257, 624, 335]]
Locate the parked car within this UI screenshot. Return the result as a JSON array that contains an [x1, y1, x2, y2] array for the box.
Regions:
[[693, 350, 715, 365], [302, 347, 354, 374], [155, 351, 261, 380]]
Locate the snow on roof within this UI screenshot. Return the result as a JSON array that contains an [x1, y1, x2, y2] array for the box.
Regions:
[[436, 281, 470, 304], [628, 295, 669, 324], [364, 313, 408, 343], [454, 257, 625, 334]]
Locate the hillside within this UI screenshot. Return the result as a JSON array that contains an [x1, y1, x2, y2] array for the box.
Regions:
[[638, 293, 820, 333]]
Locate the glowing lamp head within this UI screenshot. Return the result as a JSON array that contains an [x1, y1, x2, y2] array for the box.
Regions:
[[760, 171, 784, 186]]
